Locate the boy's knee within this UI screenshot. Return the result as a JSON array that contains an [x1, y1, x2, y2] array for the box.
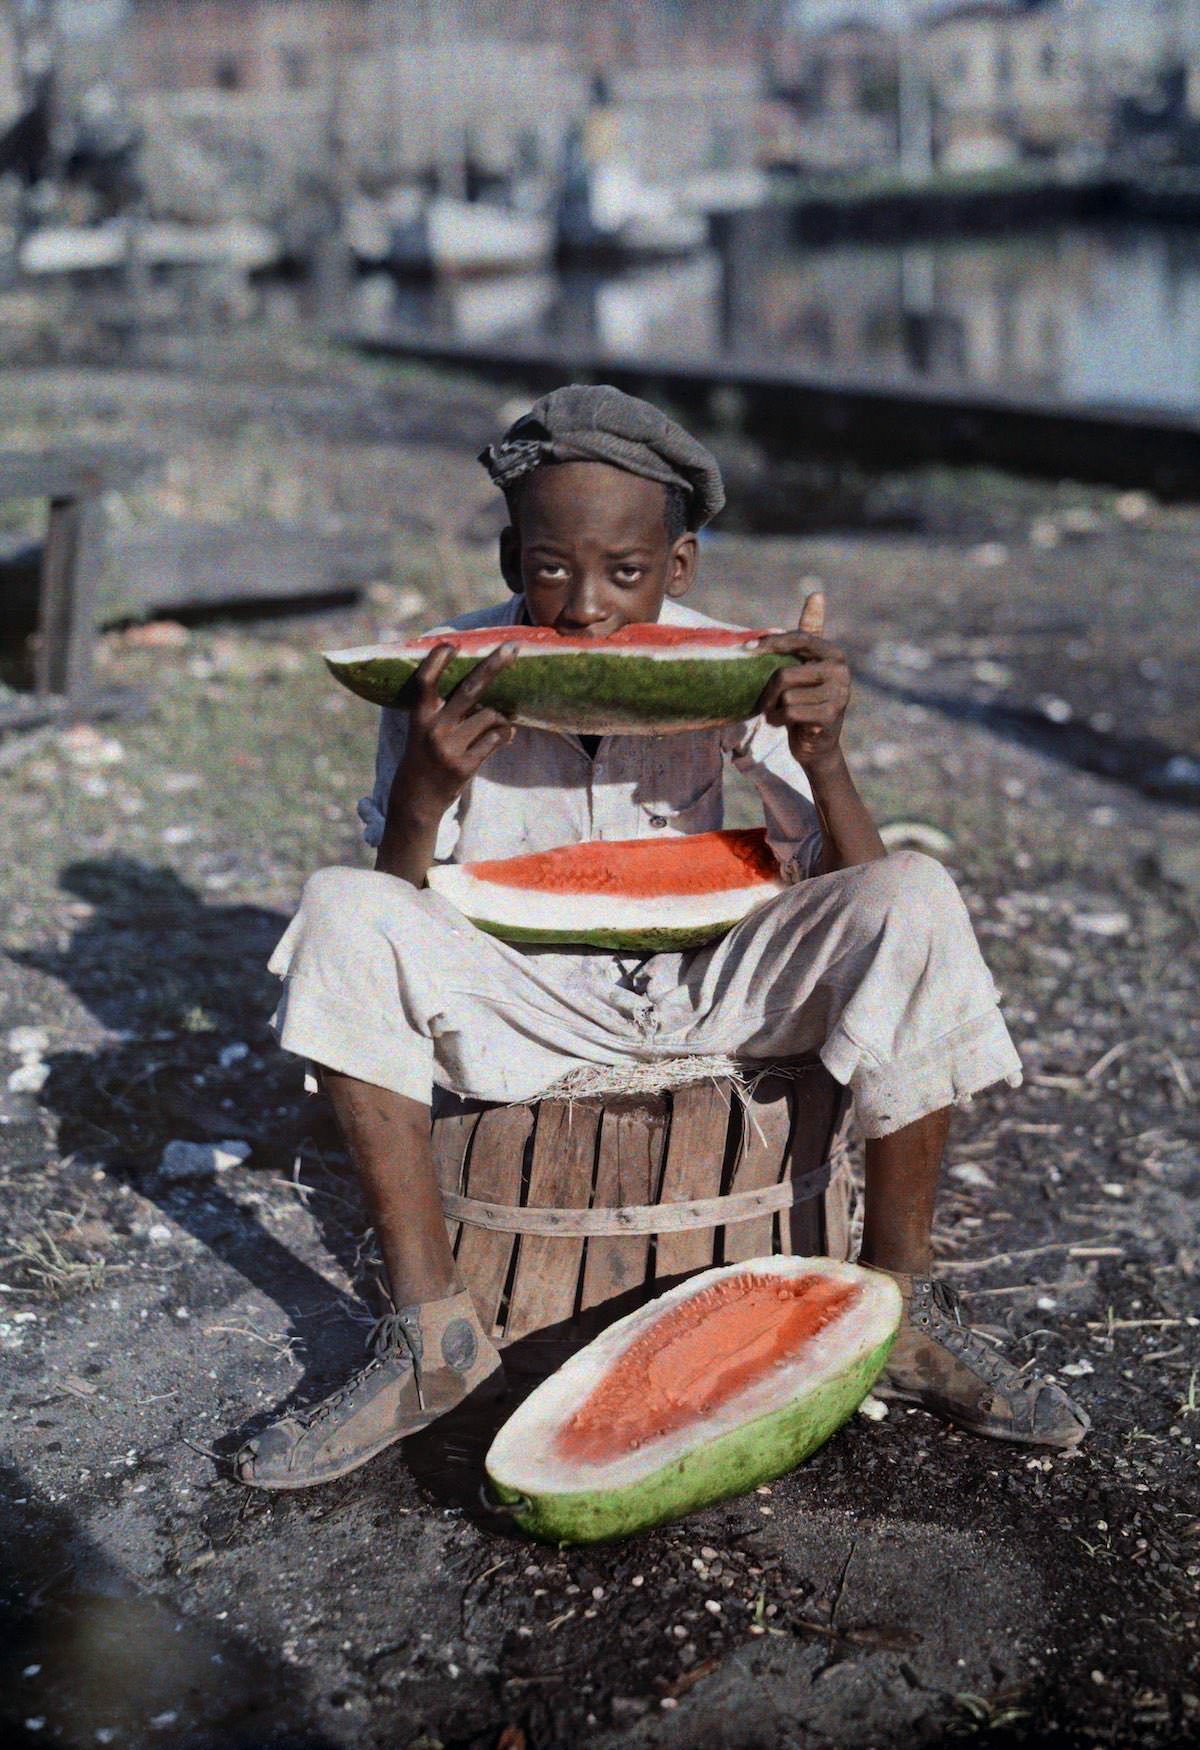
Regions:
[[858, 850, 963, 935], [298, 865, 416, 941]]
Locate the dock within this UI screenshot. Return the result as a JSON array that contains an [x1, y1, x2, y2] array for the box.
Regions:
[[355, 331, 1200, 498]]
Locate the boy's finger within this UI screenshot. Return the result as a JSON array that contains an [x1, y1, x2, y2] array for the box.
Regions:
[[442, 644, 518, 718], [411, 643, 456, 713], [798, 591, 826, 636]]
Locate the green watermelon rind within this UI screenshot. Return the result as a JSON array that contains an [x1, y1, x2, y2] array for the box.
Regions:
[[323, 649, 791, 732], [469, 916, 748, 952], [488, 1330, 897, 1547]]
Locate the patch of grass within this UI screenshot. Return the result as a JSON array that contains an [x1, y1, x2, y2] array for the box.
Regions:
[[3, 1210, 125, 1301]]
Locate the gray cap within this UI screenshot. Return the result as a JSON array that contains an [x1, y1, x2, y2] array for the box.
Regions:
[[479, 383, 725, 529]]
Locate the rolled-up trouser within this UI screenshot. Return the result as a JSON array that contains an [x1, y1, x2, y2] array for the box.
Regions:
[[267, 849, 1022, 1139]]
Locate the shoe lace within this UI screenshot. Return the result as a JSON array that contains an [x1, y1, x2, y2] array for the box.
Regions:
[[292, 1312, 416, 1430], [918, 1278, 1021, 1392]]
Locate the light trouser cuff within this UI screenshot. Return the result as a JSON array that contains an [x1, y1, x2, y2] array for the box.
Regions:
[[270, 974, 435, 1105], [822, 1007, 1023, 1139]]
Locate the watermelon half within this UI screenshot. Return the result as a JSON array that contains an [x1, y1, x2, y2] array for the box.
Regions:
[[426, 827, 785, 951], [486, 1257, 901, 1545], [322, 623, 791, 734]]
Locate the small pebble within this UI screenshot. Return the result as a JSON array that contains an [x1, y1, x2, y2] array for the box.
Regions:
[[700, 1546, 719, 1561], [704, 1600, 721, 1616], [6, 1026, 49, 1056], [660, 1697, 678, 1711], [630, 1574, 644, 1587], [591, 1586, 604, 1601], [7, 1060, 49, 1094]]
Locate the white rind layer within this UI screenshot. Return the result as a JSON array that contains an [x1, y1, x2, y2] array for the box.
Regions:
[[486, 1257, 901, 1497], [426, 863, 784, 935], [324, 637, 764, 666]]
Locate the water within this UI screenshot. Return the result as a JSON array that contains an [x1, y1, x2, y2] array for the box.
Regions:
[[361, 222, 1200, 415]]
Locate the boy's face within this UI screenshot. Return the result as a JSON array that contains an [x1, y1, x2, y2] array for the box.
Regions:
[[500, 461, 697, 634]]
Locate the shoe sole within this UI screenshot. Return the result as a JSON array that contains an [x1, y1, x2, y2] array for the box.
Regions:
[[238, 1420, 416, 1491], [874, 1382, 1091, 1450], [237, 1368, 509, 1492]]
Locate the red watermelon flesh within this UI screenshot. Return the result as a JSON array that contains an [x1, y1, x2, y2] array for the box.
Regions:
[[466, 827, 779, 900], [426, 828, 786, 950], [556, 1272, 861, 1465], [401, 624, 765, 652]]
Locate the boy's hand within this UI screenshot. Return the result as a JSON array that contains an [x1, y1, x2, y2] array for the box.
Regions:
[[752, 591, 851, 774], [392, 642, 518, 820]]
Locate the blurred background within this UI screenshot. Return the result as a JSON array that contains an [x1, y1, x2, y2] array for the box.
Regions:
[[2, 0, 1200, 403]]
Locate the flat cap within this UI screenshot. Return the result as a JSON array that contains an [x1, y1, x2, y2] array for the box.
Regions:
[[479, 383, 725, 529]]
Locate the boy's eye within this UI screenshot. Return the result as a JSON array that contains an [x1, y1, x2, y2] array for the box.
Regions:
[[614, 566, 643, 583], [535, 564, 570, 581]]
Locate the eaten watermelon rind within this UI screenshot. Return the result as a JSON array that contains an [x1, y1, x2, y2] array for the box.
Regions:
[[485, 1257, 902, 1546], [489, 1334, 895, 1545], [322, 643, 791, 734], [466, 916, 757, 952]]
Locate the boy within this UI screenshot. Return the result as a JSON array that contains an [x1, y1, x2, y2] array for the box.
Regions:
[[238, 386, 1087, 1489]]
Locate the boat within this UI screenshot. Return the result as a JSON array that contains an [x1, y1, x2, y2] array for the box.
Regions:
[[347, 189, 553, 278]]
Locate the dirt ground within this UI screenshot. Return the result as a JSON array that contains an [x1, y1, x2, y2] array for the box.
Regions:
[[1, 334, 1198, 1749]]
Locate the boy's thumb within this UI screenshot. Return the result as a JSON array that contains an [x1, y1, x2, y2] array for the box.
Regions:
[[798, 590, 826, 636]]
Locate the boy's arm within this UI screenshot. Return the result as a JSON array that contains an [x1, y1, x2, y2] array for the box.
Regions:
[[374, 795, 445, 885], [752, 592, 886, 875], [804, 749, 886, 874], [374, 642, 517, 884]]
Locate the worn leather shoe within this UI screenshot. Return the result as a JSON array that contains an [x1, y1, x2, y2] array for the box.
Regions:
[[871, 1270, 1090, 1449], [236, 1288, 504, 1490]]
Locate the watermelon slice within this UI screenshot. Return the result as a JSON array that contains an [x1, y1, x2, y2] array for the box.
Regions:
[[323, 623, 791, 734], [426, 827, 785, 950], [486, 1257, 901, 1544]]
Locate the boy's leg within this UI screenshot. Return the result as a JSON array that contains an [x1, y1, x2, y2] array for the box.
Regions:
[[859, 1109, 949, 1277], [236, 1073, 504, 1490], [322, 1076, 458, 1303], [663, 851, 1088, 1448]]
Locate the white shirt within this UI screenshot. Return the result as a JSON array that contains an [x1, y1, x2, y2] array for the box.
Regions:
[[357, 593, 825, 882]]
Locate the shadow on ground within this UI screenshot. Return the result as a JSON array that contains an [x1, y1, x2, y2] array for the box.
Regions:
[[15, 858, 377, 1435]]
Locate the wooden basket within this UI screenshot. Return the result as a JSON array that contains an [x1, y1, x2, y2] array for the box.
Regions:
[[431, 1058, 853, 1348]]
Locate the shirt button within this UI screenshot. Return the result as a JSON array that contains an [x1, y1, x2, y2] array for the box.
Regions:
[[648, 814, 668, 829]]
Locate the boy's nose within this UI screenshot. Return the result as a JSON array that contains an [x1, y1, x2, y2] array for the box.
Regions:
[[559, 585, 610, 631]]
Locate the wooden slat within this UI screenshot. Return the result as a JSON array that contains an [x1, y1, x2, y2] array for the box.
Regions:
[[821, 1155, 854, 1263], [580, 1096, 667, 1313], [35, 495, 104, 701], [654, 1079, 733, 1279], [502, 1100, 599, 1343], [779, 1067, 849, 1258], [454, 1104, 534, 1338], [429, 1107, 480, 1256], [723, 1075, 792, 1265]]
